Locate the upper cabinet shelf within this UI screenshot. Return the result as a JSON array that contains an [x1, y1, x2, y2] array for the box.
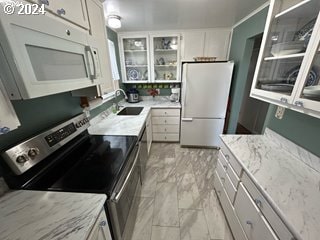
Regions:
[[119, 33, 181, 83], [275, 0, 316, 19], [250, 0, 320, 118]]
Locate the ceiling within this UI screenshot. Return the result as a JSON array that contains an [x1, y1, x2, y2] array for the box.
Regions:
[[102, 0, 269, 32]]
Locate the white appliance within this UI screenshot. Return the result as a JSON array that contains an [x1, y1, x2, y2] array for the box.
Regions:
[[180, 62, 234, 147], [0, 8, 102, 100]]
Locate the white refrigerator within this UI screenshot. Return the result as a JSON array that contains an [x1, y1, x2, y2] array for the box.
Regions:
[[180, 62, 234, 147]]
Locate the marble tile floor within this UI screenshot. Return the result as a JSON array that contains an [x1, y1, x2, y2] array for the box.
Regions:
[[129, 143, 234, 240]]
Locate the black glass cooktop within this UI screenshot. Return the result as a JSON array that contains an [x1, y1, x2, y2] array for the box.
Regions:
[[21, 134, 138, 196]]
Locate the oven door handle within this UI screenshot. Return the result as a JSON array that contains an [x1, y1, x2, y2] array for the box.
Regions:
[[112, 144, 140, 202]]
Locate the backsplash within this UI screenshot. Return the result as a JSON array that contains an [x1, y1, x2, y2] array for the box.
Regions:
[[265, 128, 320, 173], [123, 83, 180, 96]]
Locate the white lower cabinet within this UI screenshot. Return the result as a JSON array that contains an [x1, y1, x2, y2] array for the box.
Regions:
[[214, 171, 248, 240], [214, 143, 296, 240], [152, 108, 180, 142], [234, 184, 278, 240], [87, 209, 112, 240], [146, 112, 152, 154]]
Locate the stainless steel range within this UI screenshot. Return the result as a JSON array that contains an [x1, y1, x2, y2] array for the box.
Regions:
[[0, 113, 141, 240]]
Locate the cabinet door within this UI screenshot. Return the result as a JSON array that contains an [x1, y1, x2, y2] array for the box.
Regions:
[[87, 210, 112, 240], [86, 0, 114, 95], [0, 78, 20, 134], [234, 184, 278, 240], [182, 31, 205, 61], [150, 34, 181, 83], [250, 0, 320, 106], [119, 35, 150, 83], [292, 15, 320, 114], [44, 0, 89, 29], [146, 113, 152, 154], [204, 30, 230, 61]]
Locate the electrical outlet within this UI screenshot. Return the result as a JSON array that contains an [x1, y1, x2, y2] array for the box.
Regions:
[[156, 88, 160, 94], [275, 106, 285, 119]]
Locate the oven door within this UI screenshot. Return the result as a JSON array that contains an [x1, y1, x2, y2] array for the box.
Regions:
[[107, 144, 141, 240], [0, 7, 101, 99]]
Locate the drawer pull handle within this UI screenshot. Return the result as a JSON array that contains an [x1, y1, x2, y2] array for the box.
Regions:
[[99, 220, 107, 227], [217, 190, 221, 195], [164, 120, 167, 123], [39, 0, 49, 5], [254, 199, 262, 207], [165, 112, 167, 114], [280, 97, 288, 103], [225, 154, 230, 160], [294, 101, 304, 107], [57, 8, 66, 15], [220, 177, 225, 183], [246, 220, 253, 227], [165, 128, 167, 131], [223, 165, 228, 170]]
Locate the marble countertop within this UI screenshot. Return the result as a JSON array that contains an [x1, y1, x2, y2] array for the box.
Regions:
[[220, 129, 320, 240], [0, 190, 106, 240], [88, 97, 181, 137]]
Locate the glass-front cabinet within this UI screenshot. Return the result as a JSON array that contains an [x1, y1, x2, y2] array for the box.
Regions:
[[120, 35, 150, 83], [251, 0, 320, 116], [119, 34, 181, 83], [150, 34, 181, 83]]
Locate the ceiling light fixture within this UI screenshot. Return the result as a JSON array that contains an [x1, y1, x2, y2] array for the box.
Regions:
[[108, 15, 121, 29]]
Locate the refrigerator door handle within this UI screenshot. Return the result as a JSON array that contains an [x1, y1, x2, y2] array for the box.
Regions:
[[181, 118, 193, 122]]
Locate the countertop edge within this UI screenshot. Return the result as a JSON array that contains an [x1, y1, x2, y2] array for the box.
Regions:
[[219, 136, 304, 240]]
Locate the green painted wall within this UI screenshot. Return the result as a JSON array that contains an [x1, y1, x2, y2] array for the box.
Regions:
[[265, 105, 320, 157], [227, 7, 269, 133], [0, 92, 83, 151]]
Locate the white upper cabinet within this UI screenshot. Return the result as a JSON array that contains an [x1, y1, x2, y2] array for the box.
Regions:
[[250, 0, 320, 118], [29, 0, 89, 29], [150, 34, 181, 83], [0, 78, 20, 135], [119, 35, 150, 83], [182, 31, 206, 61], [182, 29, 231, 61], [86, 0, 114, 95]]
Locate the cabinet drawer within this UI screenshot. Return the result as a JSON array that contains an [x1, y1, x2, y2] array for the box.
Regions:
[[213, 170, 223, 198], [153, 133, 179, 142], [235, 183, 278, 240], [226, 163, 240, 189], [219, 179, 248, 240], [152, 108, 180, 116], [152, 124, 179, 133], [224, 173, 237, 203], [219, 150, 240, 188], [216, 159, 227, 181], [218, 150, 228, 169], [152, 116, 180, 125], [242, 172, 294, 240], [220, 142, 242, 177]]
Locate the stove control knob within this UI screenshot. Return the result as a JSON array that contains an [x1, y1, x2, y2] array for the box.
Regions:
[[28, 148, 40, 158], [16, 155, 28, 164]]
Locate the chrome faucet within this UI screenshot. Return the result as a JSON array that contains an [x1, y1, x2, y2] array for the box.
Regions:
[[115, 89, 128, 100]]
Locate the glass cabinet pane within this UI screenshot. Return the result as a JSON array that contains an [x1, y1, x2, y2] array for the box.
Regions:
[[153, 36, 178, 81], [300, 46, 320, 101], [255, 0, 319, 95], [122, 37, 148, 81]]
